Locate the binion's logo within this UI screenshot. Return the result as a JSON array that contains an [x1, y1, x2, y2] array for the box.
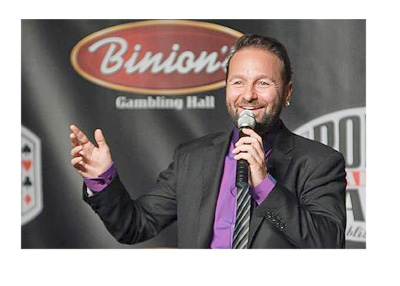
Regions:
[[294, 107, 366, 244], [70, 20, 243, 95]]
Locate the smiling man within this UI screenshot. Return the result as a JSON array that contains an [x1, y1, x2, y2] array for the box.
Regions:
[[70, 34, 347, 249]]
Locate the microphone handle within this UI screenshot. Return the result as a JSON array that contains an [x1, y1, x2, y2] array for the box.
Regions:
[[236, 127, 250, 189]]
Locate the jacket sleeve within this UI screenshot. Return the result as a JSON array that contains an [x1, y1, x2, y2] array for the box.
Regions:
[[257, 151, 347, 248], [82, 150, 179, 245]]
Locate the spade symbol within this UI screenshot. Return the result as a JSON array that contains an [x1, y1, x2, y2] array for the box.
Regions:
[[22, 145, 31, 154], [23, 177, 32, 187]]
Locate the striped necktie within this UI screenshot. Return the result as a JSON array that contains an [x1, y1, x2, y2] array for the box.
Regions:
[[232, 185, 251, 249]]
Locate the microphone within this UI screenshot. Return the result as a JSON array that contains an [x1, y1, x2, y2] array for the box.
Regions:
[[235, 110, 256, 189]]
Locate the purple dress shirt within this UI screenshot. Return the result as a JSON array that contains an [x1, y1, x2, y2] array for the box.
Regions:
[[209, 129, 276, 248], [85, 128, 277, 248]]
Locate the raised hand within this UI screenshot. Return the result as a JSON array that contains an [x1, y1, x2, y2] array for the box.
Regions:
[[69, 125, 113, 178]]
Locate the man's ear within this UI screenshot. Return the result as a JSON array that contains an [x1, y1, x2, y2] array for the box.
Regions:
[[283, 82, 293, 106]]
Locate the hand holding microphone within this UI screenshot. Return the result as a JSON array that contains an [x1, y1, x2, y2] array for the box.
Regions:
[[233, 110, 267, 188]]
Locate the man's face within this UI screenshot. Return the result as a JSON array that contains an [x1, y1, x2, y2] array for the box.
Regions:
[[226, 47, 292, 133]]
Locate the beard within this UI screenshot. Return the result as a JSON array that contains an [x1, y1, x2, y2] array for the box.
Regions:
[[227, 101, 283, 134]]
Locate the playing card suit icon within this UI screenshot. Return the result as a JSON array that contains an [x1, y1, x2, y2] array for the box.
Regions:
[[22, 160, 32, 171], [24, 195, 31, 204], [22, 145, 31, 154], [23, 176, 32, 187]]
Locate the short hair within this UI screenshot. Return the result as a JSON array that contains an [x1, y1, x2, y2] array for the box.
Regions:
[[225, 34, 292, 85]]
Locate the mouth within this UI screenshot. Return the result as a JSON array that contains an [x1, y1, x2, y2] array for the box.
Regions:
[[238, 106, 264, 112]]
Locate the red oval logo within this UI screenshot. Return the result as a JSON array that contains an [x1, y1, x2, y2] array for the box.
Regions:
[[70, 20, 243, 95]]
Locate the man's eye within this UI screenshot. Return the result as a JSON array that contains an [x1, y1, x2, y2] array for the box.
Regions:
[[258, 81, 269, 86], [233, 81, 242, 85]]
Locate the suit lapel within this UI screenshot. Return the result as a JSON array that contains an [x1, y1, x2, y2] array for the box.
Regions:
[[248, 124, 294, 247], [196, 131, 231, 248], [267, 125, 294, 180]]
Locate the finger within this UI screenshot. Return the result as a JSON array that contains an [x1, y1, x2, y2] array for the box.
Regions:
[[233, 152, 258, 166], [70, 124, 90, 145], [235, 137, 265, 159], [233, 145, 263, 166], [70, 145, 83, 157], [232, 144, 253, 153], [75, 162, 100, 178], [241, 128, 263, 144], [238, 134, 263, 152], [74, 163, 90, 178], [94, 129, 109, 149], [235, 136, 258, 145], [240, 129, 264, 155], [74, 161, 85, 172], [72, 159, 96, 176], [70, 132, 80, 147], [71, 156, 84, 166]]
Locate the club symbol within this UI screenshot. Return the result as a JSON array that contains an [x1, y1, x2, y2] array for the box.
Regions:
[[23, 176, 32, 187]]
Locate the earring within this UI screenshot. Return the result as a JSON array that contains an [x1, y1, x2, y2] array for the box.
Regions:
[[285, 101, 291, 107]]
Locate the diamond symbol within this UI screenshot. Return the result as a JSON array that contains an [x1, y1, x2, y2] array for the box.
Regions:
[[24, 195, 31, 204]]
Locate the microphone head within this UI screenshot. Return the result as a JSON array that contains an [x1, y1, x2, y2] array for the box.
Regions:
[[238, 110, 256, 129]]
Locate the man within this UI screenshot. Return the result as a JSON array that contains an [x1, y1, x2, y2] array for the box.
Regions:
[[70, 34, 347, 248]]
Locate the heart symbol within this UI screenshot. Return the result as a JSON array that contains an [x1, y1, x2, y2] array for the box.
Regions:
[[22, 160, 32, 171]]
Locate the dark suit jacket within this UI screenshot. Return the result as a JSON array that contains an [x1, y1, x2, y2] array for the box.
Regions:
[[83, 122, 347, 248]]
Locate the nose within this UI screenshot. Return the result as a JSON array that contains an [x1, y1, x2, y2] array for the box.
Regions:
[[243, 84, 257, 102]]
